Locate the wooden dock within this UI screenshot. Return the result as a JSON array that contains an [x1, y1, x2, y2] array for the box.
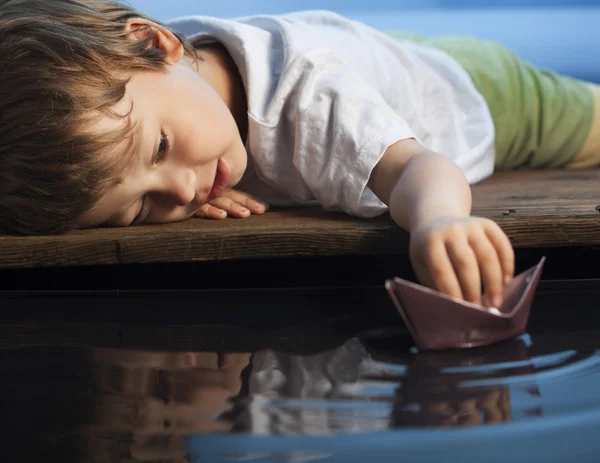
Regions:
[[1, 169, 599, 270]]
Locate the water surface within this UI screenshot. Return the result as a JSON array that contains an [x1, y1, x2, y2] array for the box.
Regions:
[[2, 282, 600, 462]]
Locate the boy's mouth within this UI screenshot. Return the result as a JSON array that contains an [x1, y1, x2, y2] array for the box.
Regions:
[[207, 159, 230, 201]]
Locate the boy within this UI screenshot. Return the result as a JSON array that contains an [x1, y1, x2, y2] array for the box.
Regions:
[[1, 0, 598, 308]]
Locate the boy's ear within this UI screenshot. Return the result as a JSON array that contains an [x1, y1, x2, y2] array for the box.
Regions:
[[124, 18, 184, 65]]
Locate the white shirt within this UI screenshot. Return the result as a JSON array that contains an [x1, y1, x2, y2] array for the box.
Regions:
[[168, 10, 495, 218]]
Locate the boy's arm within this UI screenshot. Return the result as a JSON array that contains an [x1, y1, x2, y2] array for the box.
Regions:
[[368, 139, 514, 307]]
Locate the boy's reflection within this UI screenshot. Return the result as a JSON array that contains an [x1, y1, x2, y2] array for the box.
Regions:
[[88, 350, 252, 461]]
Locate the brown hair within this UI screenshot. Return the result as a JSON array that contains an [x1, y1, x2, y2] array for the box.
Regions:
[[0, 0, 196, 235]]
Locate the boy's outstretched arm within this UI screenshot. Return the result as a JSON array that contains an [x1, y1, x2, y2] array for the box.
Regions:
[[368, 139, 514, 307]]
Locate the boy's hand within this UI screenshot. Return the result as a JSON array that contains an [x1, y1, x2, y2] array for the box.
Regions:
[[409, 215, 514, 307], [194, 189, 268, 219]]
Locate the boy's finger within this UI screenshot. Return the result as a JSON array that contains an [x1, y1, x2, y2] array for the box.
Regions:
[[484, 223, 515, 283], [446, 238, 481, 304], [221, 190, 268, 214], [194, 204, 227, 219], [209, 196, 250, 218], [469, 233, 503, 307], [424, 239, 464, 300]]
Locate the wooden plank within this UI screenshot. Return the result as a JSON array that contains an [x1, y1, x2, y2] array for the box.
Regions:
[[470, 170, 600, 247], [1, 169, 599, 269]]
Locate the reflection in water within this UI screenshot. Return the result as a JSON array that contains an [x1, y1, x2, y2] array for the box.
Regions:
[[385, 338, 541, 428], [248, 337, 543, 434], [90, 350, 253, 461], [2, 333, 600, 462], [2, 349, 253, 462]]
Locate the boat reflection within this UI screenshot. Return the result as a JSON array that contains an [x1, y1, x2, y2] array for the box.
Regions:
[[381, 337, 542, 428]]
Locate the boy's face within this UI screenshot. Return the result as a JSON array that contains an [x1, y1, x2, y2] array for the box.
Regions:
[[79, 22, 248, 228]]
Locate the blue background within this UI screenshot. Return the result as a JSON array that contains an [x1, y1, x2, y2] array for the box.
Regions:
[[127, 0, 600, 82], [129, 0, 600, 20]]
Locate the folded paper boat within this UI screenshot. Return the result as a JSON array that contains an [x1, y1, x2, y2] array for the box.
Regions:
[[385, 257, 545, 350]]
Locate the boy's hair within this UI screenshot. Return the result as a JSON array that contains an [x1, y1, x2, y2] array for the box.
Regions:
[[0, 0, 196, 235]]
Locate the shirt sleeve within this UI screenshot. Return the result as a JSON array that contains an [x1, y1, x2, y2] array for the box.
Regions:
[[284, 49, 417, 218]]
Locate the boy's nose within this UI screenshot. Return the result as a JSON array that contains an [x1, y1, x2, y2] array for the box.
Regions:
[[161, 167, 197, 206]]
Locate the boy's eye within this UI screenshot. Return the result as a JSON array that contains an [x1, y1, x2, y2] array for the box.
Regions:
[[154, 131, 169, 164]]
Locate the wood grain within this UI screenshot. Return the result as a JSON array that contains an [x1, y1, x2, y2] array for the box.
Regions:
[[1, 169, 600, 269]]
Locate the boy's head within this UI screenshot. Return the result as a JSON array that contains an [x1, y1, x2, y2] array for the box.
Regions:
[[0, 0, 248, 235]]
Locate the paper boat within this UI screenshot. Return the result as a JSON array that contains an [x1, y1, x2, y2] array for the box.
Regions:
[[385, 257, 545, 350]]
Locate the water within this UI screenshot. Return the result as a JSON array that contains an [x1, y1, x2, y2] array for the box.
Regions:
[[2, 282, 600, 462]]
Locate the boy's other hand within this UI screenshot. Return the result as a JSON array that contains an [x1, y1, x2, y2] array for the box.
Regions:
[[194, 189, 268, 219], [409, 215, 514, 307]]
